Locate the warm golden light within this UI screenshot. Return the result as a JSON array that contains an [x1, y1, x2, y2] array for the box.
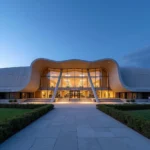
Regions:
[[38, 68, 112, 99]]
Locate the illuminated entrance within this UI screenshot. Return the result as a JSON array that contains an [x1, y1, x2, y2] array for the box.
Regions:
[[55, 90, 95, 99], [70, 90, 80, 98], [37, 68, 115, 100]]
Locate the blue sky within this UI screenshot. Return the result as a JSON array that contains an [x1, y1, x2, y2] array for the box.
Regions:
[[1, 0, 150, 68]]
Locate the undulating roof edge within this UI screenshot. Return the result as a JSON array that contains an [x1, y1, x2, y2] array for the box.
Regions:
[[1, 58, 150, 92]]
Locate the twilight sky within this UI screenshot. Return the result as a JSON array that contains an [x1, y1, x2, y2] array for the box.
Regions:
[[0, 0, 150, 68]]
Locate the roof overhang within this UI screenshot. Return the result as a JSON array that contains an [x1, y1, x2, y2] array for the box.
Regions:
[[21, 58, 130, 92]]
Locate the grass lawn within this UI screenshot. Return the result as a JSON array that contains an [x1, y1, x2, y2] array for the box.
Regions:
[[0, 108, 32, 122], [127, 109, 150, 120]]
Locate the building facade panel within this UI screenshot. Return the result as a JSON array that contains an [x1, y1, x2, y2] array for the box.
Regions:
[[1, 58, 150, 100]]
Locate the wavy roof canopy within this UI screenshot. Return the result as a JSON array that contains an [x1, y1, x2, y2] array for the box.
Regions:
[[0, 58, 150, 92]]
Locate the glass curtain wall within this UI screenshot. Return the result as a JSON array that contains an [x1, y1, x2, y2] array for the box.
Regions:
[[39, 69, 60, 98], [40, 68, 109, 89], [89, 68, 114, 98], [59, 69, 89, 88], [39, 68, 113, 98], [40, 69, 60, 89], [89, 68, 108, 88]]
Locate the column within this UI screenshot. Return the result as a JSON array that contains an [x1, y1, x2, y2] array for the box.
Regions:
[[51, 70, 62, 102], [87, 69, 99, 102]]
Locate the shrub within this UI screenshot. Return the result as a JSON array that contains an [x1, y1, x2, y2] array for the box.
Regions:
[[0, 104, 46, 109], [126, 99, 130, 102], [104, 104, 150, 111], [96, 104, 150, 138], [131, 99, 135, 102], [0, 104, 54, 143], [126, 99, 135, 103], [9, 100, 13, 103], [13, 99, 17, 102]]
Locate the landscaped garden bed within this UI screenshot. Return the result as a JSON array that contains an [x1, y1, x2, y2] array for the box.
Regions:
[[0, 108, 32, 121], [127, 109, 150, 120], [96, 104, 150, 138], [0, 104, 54, 143]]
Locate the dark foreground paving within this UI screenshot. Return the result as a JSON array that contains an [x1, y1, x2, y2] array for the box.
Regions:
[[0, 103, 150, 150]]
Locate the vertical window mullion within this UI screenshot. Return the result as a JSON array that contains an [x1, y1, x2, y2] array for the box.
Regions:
[[107, 73, 109, 98], [49, 70, 51, 88], [67, 69, 68, 88], [94, 69, 96, 88], [74, 69, 75, 88], [82, 69, 83, 88]]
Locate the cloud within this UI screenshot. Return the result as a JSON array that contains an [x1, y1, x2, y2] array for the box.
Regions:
[[122, 46, 150, 68]]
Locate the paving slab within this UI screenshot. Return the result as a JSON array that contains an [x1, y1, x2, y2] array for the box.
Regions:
[[77, 127, 95, 138], [97, 137, 134, 150], [29, 138, 56, 150], [53, 131, 78, 150], [0, 103, 150, 150], [36, 127, 60, 138], [0, 138, 35, 150], [78, 138, 102, 150], [61, 124, 77, 132]]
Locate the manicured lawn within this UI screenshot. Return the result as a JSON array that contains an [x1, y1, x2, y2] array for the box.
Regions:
[[97, 104, 150, 138], [0, 108, 32, 121], [127, 109, 150, 120]]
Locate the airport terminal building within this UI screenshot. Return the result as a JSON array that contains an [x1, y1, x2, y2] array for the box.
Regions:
[[0, 58, 150, 102]]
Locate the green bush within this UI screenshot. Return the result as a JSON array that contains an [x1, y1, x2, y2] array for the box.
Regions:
[[126, 99, 135, 103], [9, 100, 13, 103], [126, 99, 130, 102], [96, 104, 150, 138], [0, 104, 46, 109], [131, 99, 135, 102], [102, 104, 150, 111], [0, 104, 54, 143], [13, 99, 17, 102]]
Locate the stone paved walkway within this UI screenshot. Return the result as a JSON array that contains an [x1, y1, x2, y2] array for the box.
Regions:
[[0, 103, 150, 150]]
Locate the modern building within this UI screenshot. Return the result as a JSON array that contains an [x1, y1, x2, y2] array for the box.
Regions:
[[0, 58, 150, 102]]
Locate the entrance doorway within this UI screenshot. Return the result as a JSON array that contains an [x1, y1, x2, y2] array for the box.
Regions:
[[70, 90, 80, 98]]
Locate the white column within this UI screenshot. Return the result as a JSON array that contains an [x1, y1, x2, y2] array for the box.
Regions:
[[51, 70, 62, 102], [87, 69, 99, 102]]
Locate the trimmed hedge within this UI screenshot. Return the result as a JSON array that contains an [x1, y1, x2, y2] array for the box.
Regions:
[[96, 104, 150, 138], [0, 104, 46, 109], [126, 99, 135, 103], [104, 104, 150, 111], [0, 104, 54, 143]]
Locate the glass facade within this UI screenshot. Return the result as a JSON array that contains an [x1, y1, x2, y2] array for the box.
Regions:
[[54, 90, 95, 99], [40, 69, 60, 88], [60, 69, 89, 88], [38, 68, 114, 98]]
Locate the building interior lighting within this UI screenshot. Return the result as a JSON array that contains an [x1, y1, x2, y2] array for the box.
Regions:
[[64, 79, 70, 81], [79, 74, 85, 76], [65, 74, 70, 76]]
